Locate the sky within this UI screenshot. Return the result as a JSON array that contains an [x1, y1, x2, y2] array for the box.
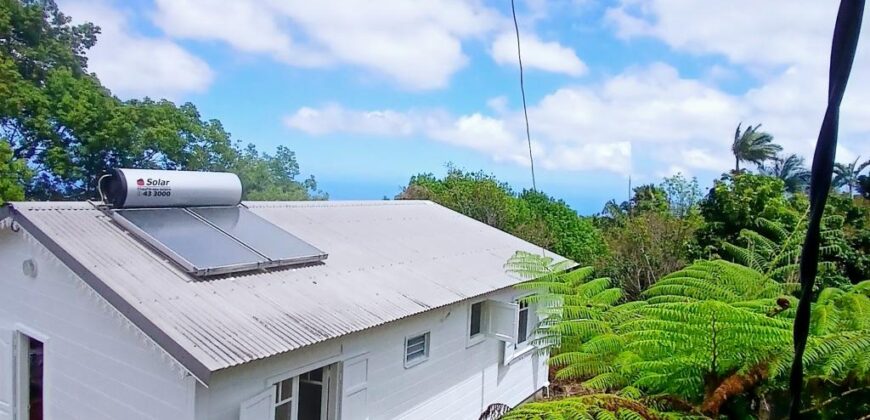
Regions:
[[58, 0, 870, 214]]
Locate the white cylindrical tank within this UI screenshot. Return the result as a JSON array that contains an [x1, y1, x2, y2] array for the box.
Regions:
[[102, 168, 242, 208]]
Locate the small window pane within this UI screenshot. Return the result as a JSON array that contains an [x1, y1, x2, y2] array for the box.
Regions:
[[470, 302, 482, 337], [517, 305, 529, 344], [275, 402, 291, 420], [279, 378, 293, 401]]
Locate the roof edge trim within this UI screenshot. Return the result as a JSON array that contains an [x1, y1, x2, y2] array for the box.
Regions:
[[8, 205, 212, 385]]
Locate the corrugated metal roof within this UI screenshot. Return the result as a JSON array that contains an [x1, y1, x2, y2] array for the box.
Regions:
[[5, 200, 558, 382]]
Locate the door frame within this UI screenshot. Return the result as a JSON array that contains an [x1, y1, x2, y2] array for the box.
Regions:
[[12, 325, 49, 420]]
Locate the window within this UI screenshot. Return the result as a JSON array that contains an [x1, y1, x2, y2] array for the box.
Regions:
[[469, 301, 483, 338], [503, 298, 534, 365], [270, 366, 334, 420], [15, 333, 43, 420], [404, 332, 430, 368], [517, 300, 530, 345], [274, 377, 294, 420]]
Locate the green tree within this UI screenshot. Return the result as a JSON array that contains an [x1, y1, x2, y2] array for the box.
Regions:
[[397, 167, 521, 231], [858, 175, 870, 199], [629, 184, 669, 215], [596, 211, 701, 299], [1, 0, 321, 201], [697, 173, 798, 255], [731, 123, 781, 173], [833, 156, 870, 196], [759, 153, 811, 194], [0, 141, 30, 202], [661, 172, 703, 218], [518, 189, 605, 265], [397, 167, 605, 265]]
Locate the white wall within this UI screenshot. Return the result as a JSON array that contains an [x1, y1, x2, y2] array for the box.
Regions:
[[199, 288, 547, 420], [0, 228, 196, 420]]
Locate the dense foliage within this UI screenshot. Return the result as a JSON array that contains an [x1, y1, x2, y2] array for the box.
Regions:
[[494, 124, 870, 418], [0, 0, 323, 203], [506, 252, 870, 419], [397, 167, 605, 265]]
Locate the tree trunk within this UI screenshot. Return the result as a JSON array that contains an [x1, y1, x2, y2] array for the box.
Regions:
[[735, 157, 740, 173], [701, 364, 768, 417]]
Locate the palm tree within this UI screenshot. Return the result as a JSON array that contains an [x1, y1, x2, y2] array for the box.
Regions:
[[759, 153, 811, 193], [833, 156, 870, 196], [731, 123, 781, 172]]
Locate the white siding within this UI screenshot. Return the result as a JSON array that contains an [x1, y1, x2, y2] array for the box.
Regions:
[[197, 288, 547, 420], [0, 228, 196, 420]]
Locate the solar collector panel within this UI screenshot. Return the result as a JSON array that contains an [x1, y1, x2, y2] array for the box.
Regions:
[[114, 208, 265, 276], [112, 206, 327, 277], [190, 206, 327, 266]]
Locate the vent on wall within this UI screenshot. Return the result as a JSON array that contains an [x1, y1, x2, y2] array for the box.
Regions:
[[102, 168, 327, 277]]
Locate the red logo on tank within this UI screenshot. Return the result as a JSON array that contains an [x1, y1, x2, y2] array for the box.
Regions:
[[136, 178, 145, 186]]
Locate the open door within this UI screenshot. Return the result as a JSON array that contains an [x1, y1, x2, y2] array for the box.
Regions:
[[484, 300, 518, 344]]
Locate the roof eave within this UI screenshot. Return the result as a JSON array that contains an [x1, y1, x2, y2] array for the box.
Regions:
[[6, 204, 212, 385]]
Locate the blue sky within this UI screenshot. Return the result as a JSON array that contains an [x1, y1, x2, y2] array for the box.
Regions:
[[61, 0, 870, 214]]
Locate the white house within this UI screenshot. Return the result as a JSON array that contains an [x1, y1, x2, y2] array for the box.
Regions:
[[0, 199, 557, 420]]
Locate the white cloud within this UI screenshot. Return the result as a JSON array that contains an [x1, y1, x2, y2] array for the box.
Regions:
[[61, 0, 213, 99], [605, 0, 870, 167], [152, 0, 502, 90], [152, 0, 310, 62], [282, 63, 731, 175], [428, 113, 534, 166], [490, 31, 587, 76], [284, 105, 417, 136], [605, 0, 835, 69]]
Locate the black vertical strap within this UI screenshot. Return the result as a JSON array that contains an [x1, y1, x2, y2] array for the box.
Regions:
[[789, 1, 864, 418]]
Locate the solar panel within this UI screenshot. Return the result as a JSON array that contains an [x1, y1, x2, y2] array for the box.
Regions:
[[112, 206, 327, 277], [190, 207, 327, 266], [113, 208, 264, 276]]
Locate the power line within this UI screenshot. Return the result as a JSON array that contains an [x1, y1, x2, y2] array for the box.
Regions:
[[789, 0, 864, 417], [510, 0, 537, 192]]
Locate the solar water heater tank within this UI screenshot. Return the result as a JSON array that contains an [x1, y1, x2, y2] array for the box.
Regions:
[[101, 168, 242, 208]]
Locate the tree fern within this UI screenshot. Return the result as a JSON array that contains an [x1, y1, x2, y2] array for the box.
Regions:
[[505, 252, 870, 417], [501, 393, 691, 420], [722, 214, 850, 288]]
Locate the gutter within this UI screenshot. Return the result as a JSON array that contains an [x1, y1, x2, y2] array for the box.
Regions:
[[5, 204, 212, 385]]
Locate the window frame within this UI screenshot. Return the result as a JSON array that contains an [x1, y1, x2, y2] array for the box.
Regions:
[[403, 331, 430, 368], [273, 376, 297, 420], [269, 365, 337, 420], [516, 299, 530, 345], [466, 299, 487, 348], [503, 294, 536, 365]]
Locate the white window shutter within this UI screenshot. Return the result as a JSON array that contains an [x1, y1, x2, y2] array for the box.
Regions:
[[484, 300, 518, 343], [0, 329, 11, 420], [239, 387, 274, 420], [341, 355, 369, 420]]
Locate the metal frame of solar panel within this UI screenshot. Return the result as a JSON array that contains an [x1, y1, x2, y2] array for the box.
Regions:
[[111, 206, 327, 277]]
